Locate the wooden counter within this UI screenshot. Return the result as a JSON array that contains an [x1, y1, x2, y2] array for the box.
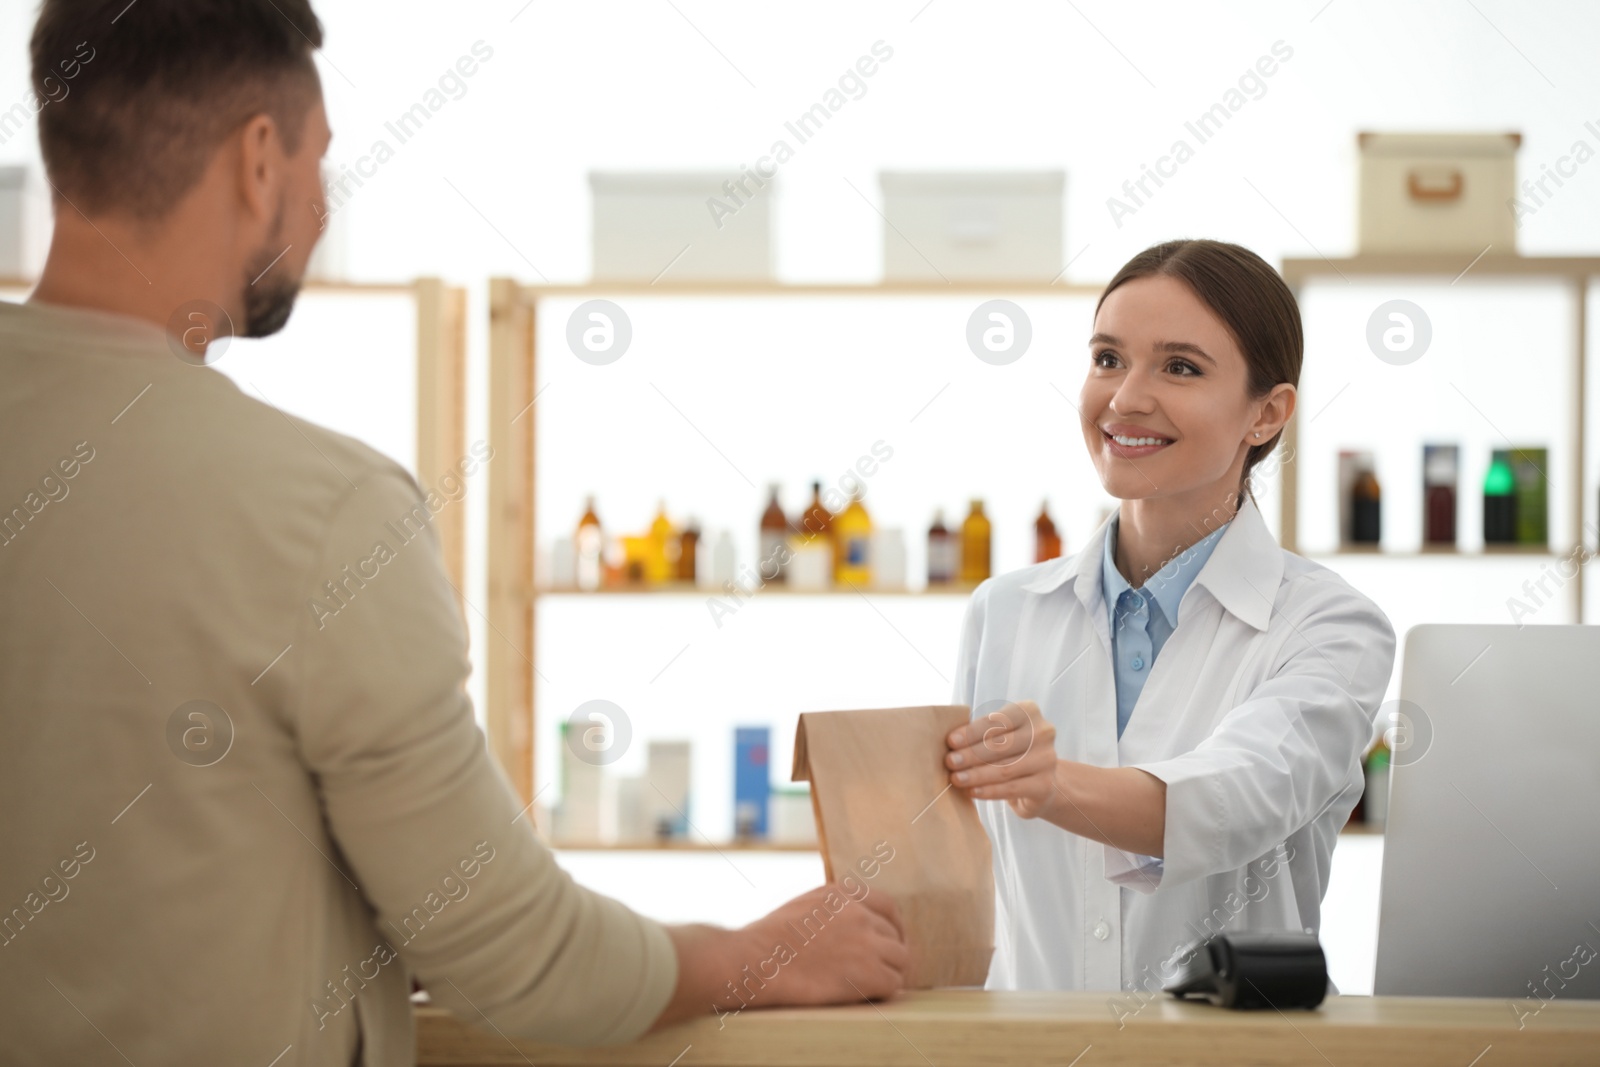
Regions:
[[416, 989, 1600, 1066]]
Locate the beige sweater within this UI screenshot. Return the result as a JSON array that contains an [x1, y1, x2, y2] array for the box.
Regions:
[[0, 298, 677, 1065]]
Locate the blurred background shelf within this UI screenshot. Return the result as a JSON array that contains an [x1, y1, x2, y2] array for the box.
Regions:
[[545, 823, 1383, 851], [485, 278, 1122, 817], [535, 583, 983, 597], [1280, 255, 1597, 630], [483, 262, 1599, 865], [1307, 545, 1576, 558]]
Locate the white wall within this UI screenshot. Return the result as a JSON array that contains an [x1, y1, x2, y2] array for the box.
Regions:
[[6, 1, 1600, 279]]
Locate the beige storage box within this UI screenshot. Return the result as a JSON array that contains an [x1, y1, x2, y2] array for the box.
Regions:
[[1357, 132, 1520, 254], [879, 170, 1064, 282], [590, 170, 772, 282]]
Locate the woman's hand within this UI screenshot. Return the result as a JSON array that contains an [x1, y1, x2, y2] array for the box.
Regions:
[[945, 700, 1060, 820]]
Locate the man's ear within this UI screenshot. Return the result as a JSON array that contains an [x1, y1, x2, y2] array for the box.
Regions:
[[234, 113, 285, 229]]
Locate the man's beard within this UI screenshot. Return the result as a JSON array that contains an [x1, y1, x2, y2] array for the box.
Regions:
[[241, 200, 302, 339]]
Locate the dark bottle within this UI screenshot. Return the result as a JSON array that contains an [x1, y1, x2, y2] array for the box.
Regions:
[[1422, 445, 1457, 546], [758, 484, 790, 584], [678, 519, 700, 583], [1348, 782, 1366, 829], [1034, 500, 1062, 563], [927, 510, 955, 584], [1351, 461, 1381, 544], [1483, 452, 1517, 544]]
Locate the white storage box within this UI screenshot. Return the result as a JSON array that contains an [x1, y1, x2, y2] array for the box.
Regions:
[[879, 171, 1064, 282], [0, 166, 26, 279], [590, 171, 772, 282], [1357, 132, 1520, 254]]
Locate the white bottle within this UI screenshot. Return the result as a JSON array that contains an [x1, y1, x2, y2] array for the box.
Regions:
[[550, 536, 577, 589], [575, 496, 604, 591], [871, 529, 907, 590], [709, 530, 736, 587]]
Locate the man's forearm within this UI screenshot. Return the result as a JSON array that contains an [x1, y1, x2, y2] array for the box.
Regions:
[[1041, 760, 1167, 856], [649, 923, 762, 1032]]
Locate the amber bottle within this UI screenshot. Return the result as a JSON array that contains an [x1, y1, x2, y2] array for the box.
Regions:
[[1034, 500, 1062, 563], [960, 499, 991, 583]]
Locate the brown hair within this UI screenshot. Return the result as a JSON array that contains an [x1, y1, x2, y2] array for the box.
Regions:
[[1095, 238, 1301, 506], [32, 0, 324, 220]]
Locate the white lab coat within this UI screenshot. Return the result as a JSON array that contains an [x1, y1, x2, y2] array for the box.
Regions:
[[952, 492, 1395, 999]]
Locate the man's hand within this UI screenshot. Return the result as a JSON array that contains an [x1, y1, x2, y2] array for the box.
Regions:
[[945, 699, 1060, 820], [742, 884, 908, 1004], [651, 883, 908, 1031]]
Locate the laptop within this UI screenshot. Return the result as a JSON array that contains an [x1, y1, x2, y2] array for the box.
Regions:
[[1374, 624, 1600, 999]]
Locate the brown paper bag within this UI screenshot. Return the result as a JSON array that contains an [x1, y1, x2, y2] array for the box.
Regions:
[[792, 704, 994, 988]]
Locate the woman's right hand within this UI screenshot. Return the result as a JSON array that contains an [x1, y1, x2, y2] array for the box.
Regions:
[[945, 699, 1062, 820]]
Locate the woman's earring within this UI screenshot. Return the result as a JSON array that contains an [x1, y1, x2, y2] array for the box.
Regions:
[[1254, 432, 1262, 438]]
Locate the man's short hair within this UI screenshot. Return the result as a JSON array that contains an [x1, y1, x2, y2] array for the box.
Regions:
[[31, 0, 324, 220]]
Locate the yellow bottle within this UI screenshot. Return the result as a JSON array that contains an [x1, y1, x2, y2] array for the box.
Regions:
[[833, 488, 873, 587], [960, 499, 991, 584], [647, 501, 679, 585]]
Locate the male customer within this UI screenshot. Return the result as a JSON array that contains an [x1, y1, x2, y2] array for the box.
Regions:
[[0, 2, 908, 1063]]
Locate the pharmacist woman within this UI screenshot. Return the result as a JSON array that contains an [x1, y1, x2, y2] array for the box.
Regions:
[[945, 238, 1396, 996]]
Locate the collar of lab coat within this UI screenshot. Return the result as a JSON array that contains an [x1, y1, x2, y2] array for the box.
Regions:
[[1019, 492, 1283, 632]]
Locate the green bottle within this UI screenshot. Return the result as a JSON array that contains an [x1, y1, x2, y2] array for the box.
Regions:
[[1483, 452, 1516, 544]]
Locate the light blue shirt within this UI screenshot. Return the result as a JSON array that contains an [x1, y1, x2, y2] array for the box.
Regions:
[[1102, 514, 1230, 740]]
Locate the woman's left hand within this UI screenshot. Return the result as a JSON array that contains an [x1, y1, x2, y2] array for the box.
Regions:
[[945, 700, 1060, 820]]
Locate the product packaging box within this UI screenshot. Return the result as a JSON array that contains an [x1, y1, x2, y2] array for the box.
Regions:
[[645, 740, 691, 839], [1357, 132, 1520, 254], [879, 171, 1064, 281], [734, 726, 770, 839], [590, 171, 772, 281]]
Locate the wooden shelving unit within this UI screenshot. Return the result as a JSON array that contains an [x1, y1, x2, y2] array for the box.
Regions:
[[487, 263, 1595, 839], [1279, 254, 1596, 621], [485, 279, 1108, 810], [412, 278, 472, 600]]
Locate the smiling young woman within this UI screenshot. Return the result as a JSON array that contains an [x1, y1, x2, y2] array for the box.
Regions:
[[945, 239, 1397, 997]]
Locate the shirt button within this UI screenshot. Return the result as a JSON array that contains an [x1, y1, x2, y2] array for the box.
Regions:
[[1092, 919, 1111, 941], [1131, 656, 1144, 670]]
